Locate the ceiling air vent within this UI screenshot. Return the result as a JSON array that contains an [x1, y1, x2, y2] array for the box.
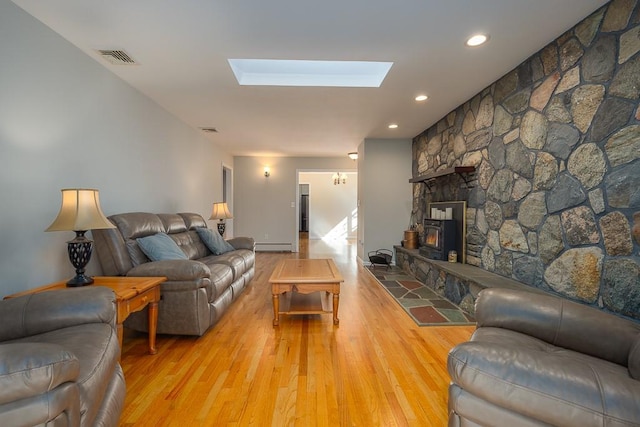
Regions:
[[96, 49, 137, 65], [200, 127, 219, 133]]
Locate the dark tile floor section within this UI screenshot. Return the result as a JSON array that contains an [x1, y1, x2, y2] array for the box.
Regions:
[[368, 266, 476, 326]]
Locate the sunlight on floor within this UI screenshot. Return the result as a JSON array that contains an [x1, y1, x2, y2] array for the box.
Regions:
[[321, 208, 358, 245], [301, 231, 357, 268]]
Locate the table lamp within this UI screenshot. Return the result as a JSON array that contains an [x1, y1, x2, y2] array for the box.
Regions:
[[209, 202, 233, 236], [45, 188, 116, 286]]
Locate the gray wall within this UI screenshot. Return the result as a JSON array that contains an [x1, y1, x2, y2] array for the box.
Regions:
[[233, 156, 355, 251], [0, 2, 232, 295], [358, 138, 413, 262]]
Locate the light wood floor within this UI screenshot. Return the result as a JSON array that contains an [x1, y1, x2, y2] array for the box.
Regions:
[[119, 236, 474, 426]]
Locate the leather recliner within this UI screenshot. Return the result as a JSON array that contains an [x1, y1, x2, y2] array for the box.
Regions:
[[448, 288, 640, 426], [0, 287, 125, 426]]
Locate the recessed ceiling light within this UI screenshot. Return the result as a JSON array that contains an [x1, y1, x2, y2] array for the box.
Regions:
[[415, 95, 428, 101], [466, 34, 488, 47], [388, 124, 399, 129], [228, 59, 393, 87]]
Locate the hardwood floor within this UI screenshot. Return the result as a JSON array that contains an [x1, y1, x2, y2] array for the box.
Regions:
[[119, 236, 474, 426]]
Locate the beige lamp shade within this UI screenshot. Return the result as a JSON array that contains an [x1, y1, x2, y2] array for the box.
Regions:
[[209, 202, 233, 220], [45, 188, 115, 232]]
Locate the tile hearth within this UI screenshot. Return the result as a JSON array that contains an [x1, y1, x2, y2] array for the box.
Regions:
[[367, 265, 475, 326]]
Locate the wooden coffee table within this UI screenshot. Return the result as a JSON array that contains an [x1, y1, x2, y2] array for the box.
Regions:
[[5, 276, 165, 356], [269, 258, 344, 326]]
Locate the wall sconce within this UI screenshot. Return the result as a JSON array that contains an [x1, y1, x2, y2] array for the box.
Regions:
[[264, 167, 270, 177], [45, 188, 116, 286], [348, 152, 358, 161]]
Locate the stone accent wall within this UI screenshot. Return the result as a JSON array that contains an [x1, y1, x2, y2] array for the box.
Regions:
[[411, 0, 640, 320]]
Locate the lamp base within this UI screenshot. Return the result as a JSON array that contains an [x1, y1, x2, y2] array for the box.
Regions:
[[66, 231, 94, 287], [66, 274, 94, 287], [217, 221, 226, 236]]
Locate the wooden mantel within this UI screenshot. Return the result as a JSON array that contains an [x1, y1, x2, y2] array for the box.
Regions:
[[409, 166, 475, 183]]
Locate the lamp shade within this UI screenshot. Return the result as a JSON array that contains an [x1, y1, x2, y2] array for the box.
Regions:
[[209, 202, 233, 220], [45, 189, 115, 232]]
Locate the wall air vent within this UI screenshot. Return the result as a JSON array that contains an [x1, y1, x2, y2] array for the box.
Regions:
[[96, 49, 137, 65], [200, 127, 219, 133]]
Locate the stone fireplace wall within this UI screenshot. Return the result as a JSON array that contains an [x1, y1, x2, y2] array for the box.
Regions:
[[411, 1, 640, 320]]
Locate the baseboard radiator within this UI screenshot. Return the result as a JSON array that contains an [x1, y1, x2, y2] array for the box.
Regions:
[[255, 242, 293, 252]]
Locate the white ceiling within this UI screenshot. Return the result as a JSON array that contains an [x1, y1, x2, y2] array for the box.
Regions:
[[12, 0, 608, 157]]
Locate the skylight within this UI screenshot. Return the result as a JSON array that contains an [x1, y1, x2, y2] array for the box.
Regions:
[[228, 59, 393, 87]]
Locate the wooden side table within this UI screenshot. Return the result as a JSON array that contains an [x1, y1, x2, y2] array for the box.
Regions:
[[5, 276, 165, 356]]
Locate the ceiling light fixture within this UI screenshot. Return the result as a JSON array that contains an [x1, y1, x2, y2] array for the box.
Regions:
[[332, 172, 347, 185], [348, 152, 358, 160], [466, 34, 489, 47], [415, 95, 428, 101], [388, 124, 399, 129]]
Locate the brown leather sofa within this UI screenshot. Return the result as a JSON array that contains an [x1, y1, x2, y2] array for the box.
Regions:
[[93, 212, 255, 336], [448, 288, 640, 427], [0, 287, 125, 426]]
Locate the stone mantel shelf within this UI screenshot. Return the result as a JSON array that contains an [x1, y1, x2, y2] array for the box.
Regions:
[[409, 166, 475, 184]]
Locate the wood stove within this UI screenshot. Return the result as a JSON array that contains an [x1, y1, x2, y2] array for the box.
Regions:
[[419, 219, 457, 261]]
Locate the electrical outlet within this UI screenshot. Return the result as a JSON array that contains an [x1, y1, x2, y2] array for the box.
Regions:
[[264, 233, 269, 240]]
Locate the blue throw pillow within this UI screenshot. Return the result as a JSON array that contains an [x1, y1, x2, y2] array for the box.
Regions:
[[196, 227, 235, 255], [137, 233, 188, 261]]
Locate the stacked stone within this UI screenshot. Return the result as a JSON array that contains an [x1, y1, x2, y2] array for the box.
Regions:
[[411, 0, 640, 320]]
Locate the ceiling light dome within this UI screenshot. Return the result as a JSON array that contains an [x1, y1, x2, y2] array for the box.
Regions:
[[415, 95, 428, 101], [466, 34, 489, 47]]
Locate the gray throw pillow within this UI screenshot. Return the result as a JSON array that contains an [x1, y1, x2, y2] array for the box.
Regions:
[[137, 233, 188, 261], [196, 227, 235, 255]]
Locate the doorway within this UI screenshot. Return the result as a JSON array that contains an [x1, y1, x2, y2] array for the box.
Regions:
[[299, 184, 309, 232], [295, 170, 357, 252]]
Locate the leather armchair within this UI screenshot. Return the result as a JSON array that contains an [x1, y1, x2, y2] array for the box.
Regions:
[[0, 287, 125, 427], [448, 288, 640, 427]]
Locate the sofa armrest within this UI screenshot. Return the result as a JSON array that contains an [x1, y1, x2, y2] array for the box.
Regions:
[[127, 259, 210, 282], [475, 288, 640, 366], [0, 343, 79, 405], [227, 237, 255, 251], [0, 287, 116, 342]]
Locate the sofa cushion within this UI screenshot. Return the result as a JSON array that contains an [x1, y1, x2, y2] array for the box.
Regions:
[[230, 248, 255, 269], [206, 263, 235, 301], [196, 227, 235, 255], [171, 230, 209, 260], [201, 253, 245, 282], [157, 214, 188, 234], [178, 212, 207, 230], [125, 240, 150, 267], [109, 212, 164, 240], [137, 233, 188, 261]]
